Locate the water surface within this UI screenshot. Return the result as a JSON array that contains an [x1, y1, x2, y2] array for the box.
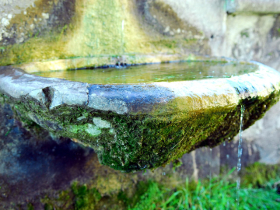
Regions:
[[33, 61, 257, 84]]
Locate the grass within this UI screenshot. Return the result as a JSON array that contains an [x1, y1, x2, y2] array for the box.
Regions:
[[71, 182, 101, 210], [129, 168, 280, 210], [34, 163, 280, 209]]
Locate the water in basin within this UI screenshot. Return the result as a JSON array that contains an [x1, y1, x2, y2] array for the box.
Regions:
[[33, 61, 257, 84]]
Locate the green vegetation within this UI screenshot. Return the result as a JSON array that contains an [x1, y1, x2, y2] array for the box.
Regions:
[[38, 163, 280, 210], [129, 170, 280, 210], [151, 40, 179, 49], [241, 162, 280, 188], [71, 183, 101, 210], [27, 203, 34, 210], [240, 31, 249, 38], [42, 183, 102, 210]]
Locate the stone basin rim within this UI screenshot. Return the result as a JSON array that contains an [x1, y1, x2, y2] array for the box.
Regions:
[[0, 58, 280, 115], [1, 58, 280, 172]]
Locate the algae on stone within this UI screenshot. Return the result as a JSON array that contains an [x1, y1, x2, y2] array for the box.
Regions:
[[0, 0, 208, 67], [1, 60, 280, 172], [1, 86, 279, 172]]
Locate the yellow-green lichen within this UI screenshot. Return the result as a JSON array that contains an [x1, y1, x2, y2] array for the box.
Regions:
[[0, 0, 208, 67]]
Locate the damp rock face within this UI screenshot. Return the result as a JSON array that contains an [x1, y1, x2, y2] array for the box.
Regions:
[[0, 0, 211, 67], [1, 60, 280, 172]]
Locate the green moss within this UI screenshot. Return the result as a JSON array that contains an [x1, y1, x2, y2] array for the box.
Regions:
[[41, 190, 73, 209], [0, 35, 67, 66], [0, 95, 4, 105], [151, 40, 178, 49], [41, 183, 102, 210], [241, 162, 280, 188], [240, 31, 249, 38], [172, 159, 183, 170], [150, 38, 200, 53], [67, 124, 101, 137], [0, 0, 211, 66], [0, 0, 77, 66], [71, 183, 101, 210], [44, 203, 53, 210], [115, 180, 159, 209], [27, 203, 34, 210], [1, 84, 280, 172], [97, 105, 237, 171]]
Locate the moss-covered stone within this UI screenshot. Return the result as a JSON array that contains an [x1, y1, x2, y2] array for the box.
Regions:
[[1, 84, 279, 172]]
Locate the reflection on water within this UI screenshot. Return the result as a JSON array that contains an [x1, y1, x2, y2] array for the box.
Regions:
[[33, 61, 257, 84]]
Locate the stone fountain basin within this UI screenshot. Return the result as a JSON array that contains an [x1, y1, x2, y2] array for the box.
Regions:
[[0, 59, 280, 172]]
